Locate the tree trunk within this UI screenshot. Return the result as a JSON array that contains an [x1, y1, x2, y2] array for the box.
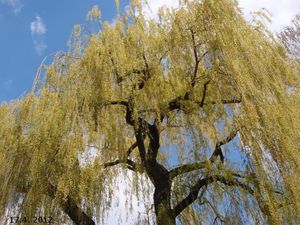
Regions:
[[148, 163, 175, 225], [154, 186, 176, 225]]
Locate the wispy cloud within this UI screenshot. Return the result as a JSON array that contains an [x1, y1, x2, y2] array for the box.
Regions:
[[30, 16, 47, 35], [0, 0, 23, 14], [30, 16, 47, 55]]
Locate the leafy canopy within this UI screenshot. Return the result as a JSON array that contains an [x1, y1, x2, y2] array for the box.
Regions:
[[0, 0, 299, 224]]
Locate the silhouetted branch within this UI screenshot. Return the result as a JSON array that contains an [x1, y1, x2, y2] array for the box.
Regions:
[[199, 79, 211, 107], [173, 174, 253, 217], [103, 159, 138, 172], [170, 130, 238, 179]]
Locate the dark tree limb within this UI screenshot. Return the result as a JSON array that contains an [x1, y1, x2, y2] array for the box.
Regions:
[[210, 130, 238, 162], [164, 90, 241, 118], [126, 141, 138, 158], [172, 174, 254, 217], [199, 79, 211, 107], [170, 130, 238, 179], [200, 98, 242, 106], [47, 183, 95, 225], [146, 124, 160, 162], [103, 159, 138, 172], [104, 100, 128, 107], [190, 28, 200, 87]]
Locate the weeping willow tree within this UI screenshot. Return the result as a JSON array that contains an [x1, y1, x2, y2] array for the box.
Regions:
[[0, 0, 299, 224]]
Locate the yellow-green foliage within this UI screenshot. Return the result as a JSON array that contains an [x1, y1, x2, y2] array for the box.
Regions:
[[0, 0, 299, 224]]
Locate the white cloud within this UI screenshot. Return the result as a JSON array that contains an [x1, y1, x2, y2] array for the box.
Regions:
[[238, 0, 300, 32], [0, 0, 23, 14], [30, 16, 47, 55], [30, 16, 47, 35]]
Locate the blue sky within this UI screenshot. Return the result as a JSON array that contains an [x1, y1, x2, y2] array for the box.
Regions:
[[0, 0, 129, 103], [0, 0, 299, 104]]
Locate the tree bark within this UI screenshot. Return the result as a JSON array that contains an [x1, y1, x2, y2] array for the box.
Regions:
[[145, 162, 175, 225], [154, 185, 175, 225]]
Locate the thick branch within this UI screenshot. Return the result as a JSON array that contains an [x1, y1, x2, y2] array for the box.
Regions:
[[173, 174, 253, 217], [146, 123, 160, 162], [47, 183, 95, 225], [172, 177, 207, 217], [127, 141, 138, 157], [170, 130, 238, 179]]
